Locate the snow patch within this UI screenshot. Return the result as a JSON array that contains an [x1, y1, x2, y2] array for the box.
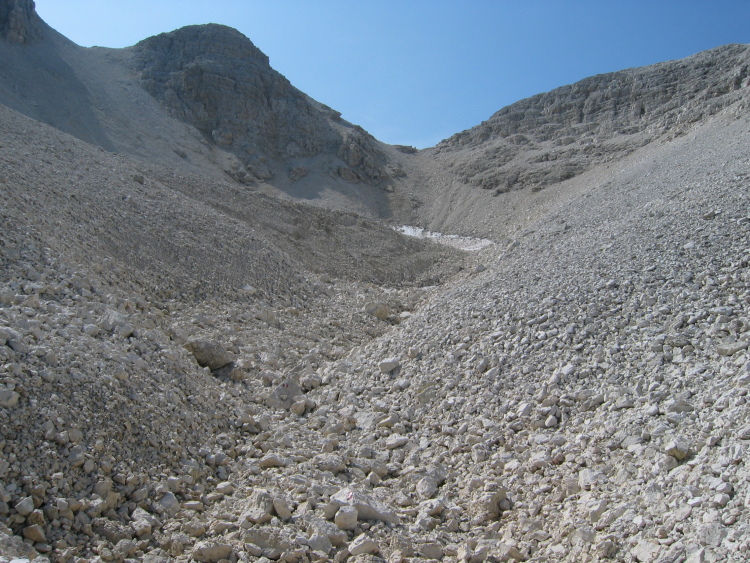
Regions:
[[395, 226, 494, 251]]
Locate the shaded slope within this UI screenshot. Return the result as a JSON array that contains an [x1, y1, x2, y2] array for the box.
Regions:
[[0, 0, 42, 43], [0, 2, 407, 218], [0, 103, 457, 304], [0, 1, 116, 150], [128, 24, 410, 215]]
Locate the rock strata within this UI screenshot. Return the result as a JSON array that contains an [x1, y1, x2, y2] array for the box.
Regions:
[[0, 0, 42, 43], [431, 44, 750, 194], [131, 24, 391, 187]]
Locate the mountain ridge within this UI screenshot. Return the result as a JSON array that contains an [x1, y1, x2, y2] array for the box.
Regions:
[[429, 43, 750, 195]]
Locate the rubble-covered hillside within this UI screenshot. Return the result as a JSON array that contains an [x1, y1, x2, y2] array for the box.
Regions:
[[1, 1, 750, 562]]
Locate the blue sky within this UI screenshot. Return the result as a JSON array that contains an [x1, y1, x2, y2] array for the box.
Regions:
[[34, 1, 750, 148]]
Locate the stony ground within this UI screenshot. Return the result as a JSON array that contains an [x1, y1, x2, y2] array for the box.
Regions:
[[1, 4, 750, 561], [2, 96, 750, 563]]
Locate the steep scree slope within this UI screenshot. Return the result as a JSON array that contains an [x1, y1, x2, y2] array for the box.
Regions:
[[1, 3, 750, 561]]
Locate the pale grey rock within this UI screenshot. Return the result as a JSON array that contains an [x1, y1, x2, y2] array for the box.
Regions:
[[385, 435, 408, 449], [418, 541, 444, 560], [266, 378, 303, 410], [665, 398, 695, 413], [191, 540, 233, 562], [215, 481, 235, 495], [696, 522, 727, 547], [365, 302, 391, 321], [273, 496, 293, 521], [632, 539, 660, 562], [579, 468, 605, 490], [99, 309, 133, 335], [308, 533, 332, 554], [331, 487, 400, 524], [130, 514, 153, 537], [665, 438, 690, 461], [313, 453, 346, 473], [416, 476, 439, 499], [378, 357, 400, 373], [14, 496, 34, 516], [290, 397, 307, 415], [0, 389, 19, 408], [67, 445, 85, 467], [22, 524, 45, 542], [241, 489, 274, 524], [157, 492, 180, 517], [92, 517, 133, 543], [588, 499, 608, 523], [349, 534, 379, 556], [308, 518, 348, 546], [717, 341, 749, 356], [470, 489, 506, 524], [185, 339, 234, 370], [334, 506, 358, 530], [259, 453, 290, 468]]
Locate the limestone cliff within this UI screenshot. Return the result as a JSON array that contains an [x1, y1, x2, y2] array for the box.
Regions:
[[433, 44, 750, 194], [130, 24, 390, 186]]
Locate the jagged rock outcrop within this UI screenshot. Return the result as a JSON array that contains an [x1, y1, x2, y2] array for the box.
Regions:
[[131, 24, 389, 186], [434, 44, 750, 194], [0, 0, 42, 43]]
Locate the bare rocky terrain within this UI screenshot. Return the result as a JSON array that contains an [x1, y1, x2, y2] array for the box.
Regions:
[[1, 1, 750, 563]]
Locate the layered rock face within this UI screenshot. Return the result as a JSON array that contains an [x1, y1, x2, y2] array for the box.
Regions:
[[0, 0, 42, 43], [131, 24, 389, 186], [433, 44, 750, 194]]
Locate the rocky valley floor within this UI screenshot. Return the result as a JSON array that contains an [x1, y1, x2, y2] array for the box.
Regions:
[[1, 99, 750, 563], [1, 6, 750, 560]]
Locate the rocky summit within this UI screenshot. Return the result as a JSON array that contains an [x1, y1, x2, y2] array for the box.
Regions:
[[1, 2, 749, 563]]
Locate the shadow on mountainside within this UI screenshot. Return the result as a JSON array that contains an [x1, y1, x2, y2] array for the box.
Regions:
[[0, 23, 115, 151]]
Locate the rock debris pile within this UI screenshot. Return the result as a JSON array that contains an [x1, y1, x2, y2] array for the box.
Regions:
[[3, 110, 750, 562], [1, 2, 750, 561]]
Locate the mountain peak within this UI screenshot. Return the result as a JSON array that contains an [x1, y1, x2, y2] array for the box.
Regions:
[[135, 23, 270, 67], [0, 0, 43, 43]]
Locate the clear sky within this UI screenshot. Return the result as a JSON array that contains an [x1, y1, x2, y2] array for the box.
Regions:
[[34, 1, 750, 149]]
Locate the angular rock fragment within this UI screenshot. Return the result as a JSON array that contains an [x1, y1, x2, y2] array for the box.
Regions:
[[331, 487, 400, 524], [185, 339, 234, 370], [469, 489, 507, 524], [0, 390, 20, 408], [664, 438, 690, 461], [379, 357, 400, 373], [241, 489, 274, 525], [266, 378, 303, 410], [349, 533, 379, 556], [334, 506, 358, 530], [308, 518, 348, 546], [192, 540, 233, 562]]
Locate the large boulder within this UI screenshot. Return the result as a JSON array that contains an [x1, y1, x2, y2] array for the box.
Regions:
[[185, 339, 234, 370]]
